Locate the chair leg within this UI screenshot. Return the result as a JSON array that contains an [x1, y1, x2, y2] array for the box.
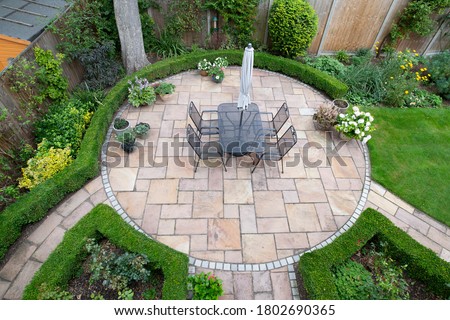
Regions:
[[194, 156, 200, 172], [225, 153, 231, 166], [281, 158, 284, 174], [251, 158, 262, 173], [221, 155, 228, 172]]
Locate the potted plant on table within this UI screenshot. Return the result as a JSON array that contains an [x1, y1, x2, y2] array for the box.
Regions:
[[133, 122, 150, 138], [116, 129, 136, 153], [113, 117, 130, 134], [335, 106, 375, 143], [312, 104, 339, 130], [197, 59, 212, 76], [154, 82, 176, 101], [128, 76, 156, 107]]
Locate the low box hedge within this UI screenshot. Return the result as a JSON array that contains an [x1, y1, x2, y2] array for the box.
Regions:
[[23, 204, 189, 300], [0, 50, 348, 261], [298, 208, 450, 299]]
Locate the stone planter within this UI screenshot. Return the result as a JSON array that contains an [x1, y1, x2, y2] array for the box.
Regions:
[[113, 119, 130, 135], [333, 99, 349, 113]]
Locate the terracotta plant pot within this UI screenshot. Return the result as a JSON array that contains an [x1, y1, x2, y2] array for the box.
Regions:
[[200, 70, 208, 76]]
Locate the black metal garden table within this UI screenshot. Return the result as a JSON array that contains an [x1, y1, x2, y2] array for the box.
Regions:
[[217, 103, 265, 158]]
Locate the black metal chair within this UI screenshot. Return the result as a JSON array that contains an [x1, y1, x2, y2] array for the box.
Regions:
[[259, 102, 290, 139], [186, 124, 227, 172], [188, 101, 219, 137], [251, 125, 297, 173]]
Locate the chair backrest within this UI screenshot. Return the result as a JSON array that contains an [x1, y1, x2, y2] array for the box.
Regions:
[[272, 102, 290, 133], [186, 124, 202, 157], [277, 125, 297, 157], [188, 101, 202, 131]]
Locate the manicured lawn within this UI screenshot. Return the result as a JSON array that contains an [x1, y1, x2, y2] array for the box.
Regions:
[[367, 107, 450, 226]]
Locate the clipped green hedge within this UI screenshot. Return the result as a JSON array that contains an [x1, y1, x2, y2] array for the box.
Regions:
[[0, 50, 347, 261], [298, 208, 450, 299], [23, 204, 189, 300]]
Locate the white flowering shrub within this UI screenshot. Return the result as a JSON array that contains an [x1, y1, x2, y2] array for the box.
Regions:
[[197, 59, 212, 71], [335, 106, 375, 143]]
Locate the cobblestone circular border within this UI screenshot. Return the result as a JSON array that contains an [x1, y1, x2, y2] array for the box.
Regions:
[[100, 68, 371, 300]]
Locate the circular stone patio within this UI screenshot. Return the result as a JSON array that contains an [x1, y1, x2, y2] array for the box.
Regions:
[[102, 67, 369, 269]]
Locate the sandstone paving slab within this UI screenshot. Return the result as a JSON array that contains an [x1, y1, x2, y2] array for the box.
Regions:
[[318, 167, 338, 190], [3, 260, 41, 300], [27, 214, 63, 245], [233, 273, 254, 300], [147, 179, 178, 204], [90, 188, 107, 205], [326, 190, 357, 216], [190, 234, 208, 251], [307, 231, 334, 247], [175, 219, 207, 235], [191, 251, 224, 262], [213, 270, 234, 295], [61, 201, 94, 229], [252, 271, 272, 292], [0, 242, 37, 282], [396, 207, 430, 235], [0, 279, 10, 300], [331, 157, 360, 179], [32, 227, 66, 262], [224, 204, 239, 218], [225, 251, 243, 263], [240, 205, 257, 234], [109, 168, 138, 191], [242, 234, 277, 263], [178, 191, 193, 204], [267, 178, 296, 191], [271, 272, 292, 300], [413, 210, 448, 233], [83, 176, 103, 195], [282, 190, 300, 203], [441, 248, 450, 262], [157, 219, 175, 235], [116, 192, 147, 219], [296, 179, 327, 203], [275, 233, 309, 250], [257, 218, 289, 233], [156, 235, 189, 254], [286, 204, 321, 232], [367, 190, 398, 215], [224, 180, 253, 204], [427, 227, 450, 251], [137, 165, 167, 180], [161, 204, 192, 219], [208, 219, 241, 250], [55, 188, 90, 216], [254, 191, 285, 217], [315, 203, 338, 231], [193, 191, 223, 218], [141, 205, 161, 235]]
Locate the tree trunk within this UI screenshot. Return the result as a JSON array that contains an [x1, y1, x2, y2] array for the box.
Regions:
[[113, 0, 150, 74]]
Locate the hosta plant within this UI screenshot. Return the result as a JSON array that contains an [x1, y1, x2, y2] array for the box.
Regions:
[[128, 77, 156, 107]]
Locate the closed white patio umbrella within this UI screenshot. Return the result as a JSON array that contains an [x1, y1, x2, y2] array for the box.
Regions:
[[237, 43, 254, 111]]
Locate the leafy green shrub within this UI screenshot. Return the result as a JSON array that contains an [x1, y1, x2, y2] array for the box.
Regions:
[[133, 122, 150, 136], [404, 88, 442, 108], [333, 260, 378, 299], [299, 208, 450, 299], [33, 47, 68, 104], [23, 204, 189, 300], [188, 272, 224, 300], [76, 41, 123, 90], [305, 56, 346, 78], [127, 77, 156, 107], [426, 50, 450, 100], [149, 28, 188, 59], [335, 50, 350, 64], [85, 238, 152, 291], [35, 99, 95, 155], [154, 82, 176, 96], [203, 0, 259, 47], [268, 0, 318, 57], [18, 144, 73, 190], [37, 284, 73, 300]]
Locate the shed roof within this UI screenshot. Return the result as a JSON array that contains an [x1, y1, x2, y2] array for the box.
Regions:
[[0, 0, 68, 42]]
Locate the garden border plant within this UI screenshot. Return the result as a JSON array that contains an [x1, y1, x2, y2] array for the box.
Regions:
[[0, 50, 347, 261], [298, 208, 450, 299], [23, 204, 188, 300]]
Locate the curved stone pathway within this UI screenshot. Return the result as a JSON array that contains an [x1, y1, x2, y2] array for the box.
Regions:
[[1, 69, 449, 300]]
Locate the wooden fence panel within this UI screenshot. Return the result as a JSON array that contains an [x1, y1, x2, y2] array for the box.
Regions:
[[320, 0, 394, 53], [308, 0, 334, 54]]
